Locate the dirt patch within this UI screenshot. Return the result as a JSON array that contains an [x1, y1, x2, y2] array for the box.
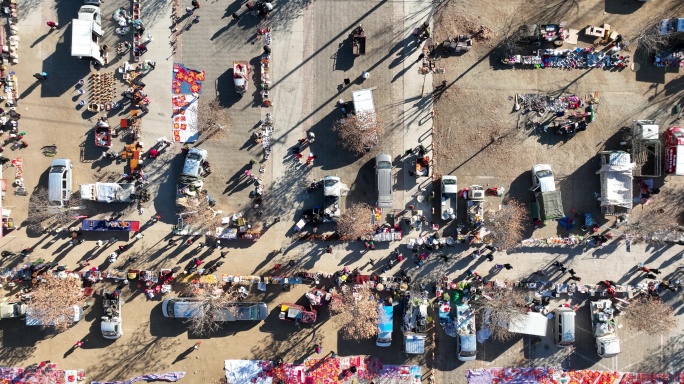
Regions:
[[434, 11, 496, 47]]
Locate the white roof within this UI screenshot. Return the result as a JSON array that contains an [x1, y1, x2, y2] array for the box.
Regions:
[[597, 152, 634, 209], [71, 19, 100, 58], [352, 89, 375, 114], [508, 312, 548, 336]]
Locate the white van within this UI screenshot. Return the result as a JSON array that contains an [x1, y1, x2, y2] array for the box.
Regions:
[[375, 154, 393, 208], [180, 148, 208, 182], [553, 308, 576, 347], [48, 159, 73, 207], [161, 298, 205, 319], [26, 305, 83, 327]]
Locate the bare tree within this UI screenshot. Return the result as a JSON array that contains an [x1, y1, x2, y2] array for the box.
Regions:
[[329, 285, 379, 340], [197, 98, 231, 142], [28, 274, 85, 332], [181, 282, 240, 336], [336, 203, 375, 241], [25, 187, 81, 234], [622, 296, 677, 335], [332, 111, 383, 155], [470, 286, 529, 341], [634, 21, 671, 54], [177, 193, 223, 234], [485, 199, 527, 250]]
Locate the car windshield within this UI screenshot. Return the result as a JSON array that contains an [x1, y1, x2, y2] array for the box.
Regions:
[[166, 301, 174, 317], [443, 178, 456, 185], [50, 166, 65, 173], [324, 179, 338, 187], [187, 152, 202, 161], [535, 170, 553, 179], [377, 161, 391, 169]]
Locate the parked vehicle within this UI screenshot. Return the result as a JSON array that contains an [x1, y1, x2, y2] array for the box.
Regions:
[[352, 25, 366, 56], [466, 185, 485, 227], [590, 299, 621, 358], [442, 35, 472, 53], [71, 5, 104, 65], [101, 290, 123, 339], [26, 305, 84, 327], [80, 183, 135, 203], [597, 151, 634, 215], [507, 312, 548, 337], [279, 303, 317, 324], [439, 175, 457, 221], [214, 303, 268, 321], [162, 298, 268, 321], [660, 18, 684, 36], [94, 120, 112, 148], [455, 304, 477, 361], [402, 293, 428, 354], [553, 307, 576, 348], [48, 159, 73, 208], [376, 305, 394, 347], [0, 301, 26, 319], [628, 120, 661, 177], [529, 164, 564, 221], [375, 154, 393, 209], [233, 61, 249, 95], [180, 148, 208, 183]]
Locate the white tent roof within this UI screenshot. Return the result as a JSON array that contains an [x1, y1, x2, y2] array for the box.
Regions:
[[597, 152, 634, 209], [71, 19, 101, 58]]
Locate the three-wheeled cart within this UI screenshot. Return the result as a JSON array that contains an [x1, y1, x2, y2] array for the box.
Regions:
[[94, 120, 112, 148], [279, 303, 317, 324], [352, 25, 366, 56], [233, 61, 249, 95]]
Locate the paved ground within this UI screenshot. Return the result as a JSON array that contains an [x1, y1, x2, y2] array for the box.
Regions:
[[2, 0, 684, 383]]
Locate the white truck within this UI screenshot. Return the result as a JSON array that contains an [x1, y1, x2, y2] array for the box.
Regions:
[[455, 304, 477, 361], [590, 299, 621, 358], [440, 175, 458, 221], [71, 5, 104, 66], [80, 183, 135, 203], [351, 89, 378, 148], [508, 312, 548, 337], [101, 291, 123, 339]]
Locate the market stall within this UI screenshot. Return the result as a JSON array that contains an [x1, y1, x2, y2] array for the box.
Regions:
[[597, 151, 634, 215], [81, 219, 140, 232]]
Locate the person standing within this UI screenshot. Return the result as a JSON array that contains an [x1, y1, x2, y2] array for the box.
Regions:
[[503, 263, 513, 270], [191, 0, 200, 10], [33, 72, 48, 81], [415, 53, 425, 63], [46, 21, 59, 29], [568, 269, 576, 276]]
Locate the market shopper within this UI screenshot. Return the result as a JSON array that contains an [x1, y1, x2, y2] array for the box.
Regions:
[[33, 72, 48, 81], [191, 0, 200, 10], [46, 21, 59, 29], [503, 263, 513, 270]]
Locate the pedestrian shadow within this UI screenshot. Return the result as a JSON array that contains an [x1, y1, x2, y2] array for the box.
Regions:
[[172, 346, 197, 364]]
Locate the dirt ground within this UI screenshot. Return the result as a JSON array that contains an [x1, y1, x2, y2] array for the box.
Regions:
[[432, 0, 684, 238]]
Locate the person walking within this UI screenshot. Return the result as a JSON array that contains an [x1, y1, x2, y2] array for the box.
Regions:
[[641, 266, 652, 274], [33, 72, 48, 81], [568, 269, 576, 276], [193, 341, 201, 349], [46, 21, 59, 29], [191, 0, 200, 10], [503, 263, 513, 270], [415, 53, 425, 63], [485, 253, 494, 262]]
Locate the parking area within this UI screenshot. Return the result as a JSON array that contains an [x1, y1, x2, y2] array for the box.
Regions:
[[432, 0, 684, 238]]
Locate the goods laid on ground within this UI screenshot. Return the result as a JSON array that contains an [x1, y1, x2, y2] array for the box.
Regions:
[[88, 72, 117, 112], [467, 368, 676, 384], [503, 47, 629, 69], [225, 358, 421, 384]]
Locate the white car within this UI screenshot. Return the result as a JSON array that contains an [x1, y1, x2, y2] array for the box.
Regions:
[[531, 164, 556, 192], [660, 18, 684, 36]]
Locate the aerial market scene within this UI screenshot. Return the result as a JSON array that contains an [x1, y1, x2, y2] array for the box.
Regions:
[[1, 0, 684, 383]]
